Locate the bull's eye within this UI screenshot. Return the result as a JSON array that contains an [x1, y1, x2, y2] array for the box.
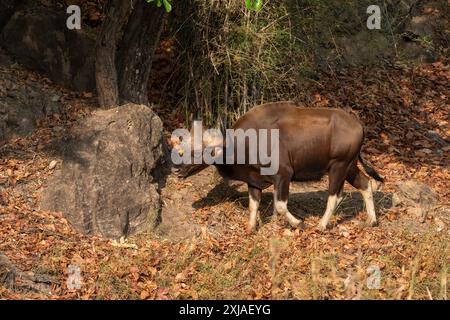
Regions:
[[173, 144, 185, 157]]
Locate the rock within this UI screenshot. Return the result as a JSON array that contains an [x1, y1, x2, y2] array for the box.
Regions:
[[50, 95, 61, 102], [434, 217, 445, 233], [40, 104, 168, 239], [405, 16, 435, 39], [0, 56, 64, 140], [425, 130, 449, 147], [395, 180, 438, 207], [0, 0, 23, 31], [1, 4, 96, 91], [339, 32, 393, 66], [406, 206, 424, 219], [0, 251, 16, 289], [0, 251, 56, 294], [338, 226, 350, 238], [393, 179, 439, 221]]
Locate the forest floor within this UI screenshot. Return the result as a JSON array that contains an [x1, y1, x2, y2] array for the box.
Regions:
[[0, 51, 449, 299]]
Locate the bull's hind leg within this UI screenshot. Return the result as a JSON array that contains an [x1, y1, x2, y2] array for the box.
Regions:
[[318, 162, 347, 231], [274, 173, 302, 228], [272, 189, 279, 220], [247, 185, 262, 233], [346, 162, 377, 226]]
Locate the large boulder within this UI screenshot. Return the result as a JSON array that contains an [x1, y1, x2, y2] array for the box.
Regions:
[[1, 4, 96, 91], [40, 104, 167, 239]]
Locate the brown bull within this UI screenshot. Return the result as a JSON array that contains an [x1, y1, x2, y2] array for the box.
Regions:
[[173, 101, 384, 233]]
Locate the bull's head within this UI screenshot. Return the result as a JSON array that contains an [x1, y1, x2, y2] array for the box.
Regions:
[[170, 120, 224, 179]]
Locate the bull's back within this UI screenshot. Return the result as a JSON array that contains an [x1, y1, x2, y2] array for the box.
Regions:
[[235, 101, 359, 127], [233, 102, 364, 180], [234, 101, 362, 144]]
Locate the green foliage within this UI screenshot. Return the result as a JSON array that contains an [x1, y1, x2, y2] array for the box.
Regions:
[[167, 0, 440, 126], [146, 0, 172, 12], [245, 0, 263, 12], [171, 0, 308, 126]]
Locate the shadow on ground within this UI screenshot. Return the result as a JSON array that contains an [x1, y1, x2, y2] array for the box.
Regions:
[[193, 181, 393, 225]]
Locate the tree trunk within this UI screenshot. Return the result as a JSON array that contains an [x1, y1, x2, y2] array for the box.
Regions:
[[117, 1, 165, 105], [95, 0, 132, 108]]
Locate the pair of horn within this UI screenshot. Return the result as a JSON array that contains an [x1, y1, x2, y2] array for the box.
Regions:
[[188, 114, 227, 134]]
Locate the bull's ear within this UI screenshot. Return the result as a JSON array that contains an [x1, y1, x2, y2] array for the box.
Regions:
[[188, 113, 202, 121]]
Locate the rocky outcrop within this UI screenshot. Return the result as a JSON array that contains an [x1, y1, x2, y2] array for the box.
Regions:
[[0, 251, 16, 290], [0, 49, 63, 141], [392, 179, 439, 221], [0, 0, 23, 30], [1, 4, 96, 91], [40, 104, 168, 239], [0, 251, 55, 294]]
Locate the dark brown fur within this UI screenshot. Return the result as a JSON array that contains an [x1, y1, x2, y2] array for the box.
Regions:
[[175, 101, 383, 229], [204, 102, 380, 198]]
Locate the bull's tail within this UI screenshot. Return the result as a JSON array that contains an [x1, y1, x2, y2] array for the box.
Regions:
[[358, 153, 384, 183]]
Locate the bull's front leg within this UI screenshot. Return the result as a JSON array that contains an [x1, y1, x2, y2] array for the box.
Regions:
[[318, 188, 344, 231], [274, 173, 302, 228], [247, 185, 262, 233], [318, 162, 348, 231]]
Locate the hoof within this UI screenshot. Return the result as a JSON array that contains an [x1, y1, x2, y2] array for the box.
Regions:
[[271, 212, 279, 221], [285, 212, 302, 229], [246, 223, 257, 234], [365, 219, 378, 227], [296, 220, 306, 230], [317, 222, 328, 232], [257, 216, 263, 227], [288, 218, 302, 229]]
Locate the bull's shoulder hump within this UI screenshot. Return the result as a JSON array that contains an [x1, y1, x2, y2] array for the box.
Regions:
[[233, 101, 298, 126]]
